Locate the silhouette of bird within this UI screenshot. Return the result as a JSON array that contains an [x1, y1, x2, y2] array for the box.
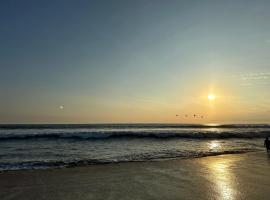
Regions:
[[193, 114, 196, 118]]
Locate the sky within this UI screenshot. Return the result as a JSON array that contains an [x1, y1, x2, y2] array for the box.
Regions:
[[1, 0, 270, 124]]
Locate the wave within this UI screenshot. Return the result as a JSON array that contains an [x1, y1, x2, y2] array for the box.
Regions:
[[0, 149, 256, 171], [1, 123, 270, 129], [0, 130, 270, 141]]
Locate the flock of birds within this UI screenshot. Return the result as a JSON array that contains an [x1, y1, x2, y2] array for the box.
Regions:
[[175, 114, 204, 119]]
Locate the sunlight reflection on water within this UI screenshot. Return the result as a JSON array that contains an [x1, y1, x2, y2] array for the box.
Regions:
[[208, 140, 221, 150]]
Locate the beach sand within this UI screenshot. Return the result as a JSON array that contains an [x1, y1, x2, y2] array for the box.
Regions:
[[1, 152, 270, 200]]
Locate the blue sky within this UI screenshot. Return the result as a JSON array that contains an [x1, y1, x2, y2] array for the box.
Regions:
[[1, 0, 270, 123]]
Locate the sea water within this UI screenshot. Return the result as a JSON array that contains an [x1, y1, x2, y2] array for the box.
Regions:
[[0, 124, 269, 170]]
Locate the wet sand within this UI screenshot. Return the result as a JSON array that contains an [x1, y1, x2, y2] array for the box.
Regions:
[[1, 152, 270, 200]]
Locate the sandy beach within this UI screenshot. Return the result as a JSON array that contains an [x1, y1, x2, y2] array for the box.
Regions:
[[1, 151, 270, 200], [2, 0, 270, 199]]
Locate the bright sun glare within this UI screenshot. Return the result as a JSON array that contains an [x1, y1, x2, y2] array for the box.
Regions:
[[208, 94, 216, 101]]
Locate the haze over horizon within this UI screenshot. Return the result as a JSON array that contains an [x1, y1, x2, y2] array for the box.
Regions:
[[1, 0, 270, 124]]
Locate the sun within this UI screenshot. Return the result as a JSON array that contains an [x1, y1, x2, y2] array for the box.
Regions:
[[208, 94, 216, 101]]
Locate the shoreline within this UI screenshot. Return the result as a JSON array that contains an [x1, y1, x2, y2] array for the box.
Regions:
[[1, 151, 270, 200], [0, 150, 258, 172]]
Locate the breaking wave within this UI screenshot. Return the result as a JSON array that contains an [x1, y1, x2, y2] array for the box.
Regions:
[[0, 130, 270, 140], [1, 123, 270, 129], [0, 149, 255, 171]]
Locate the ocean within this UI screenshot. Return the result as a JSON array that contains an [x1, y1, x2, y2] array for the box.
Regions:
[[0, 124, 269, 170]]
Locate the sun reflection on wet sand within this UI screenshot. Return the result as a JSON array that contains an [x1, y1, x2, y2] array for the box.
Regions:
[[201, 155, 242, 200], [211, 161, 234, 200]]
